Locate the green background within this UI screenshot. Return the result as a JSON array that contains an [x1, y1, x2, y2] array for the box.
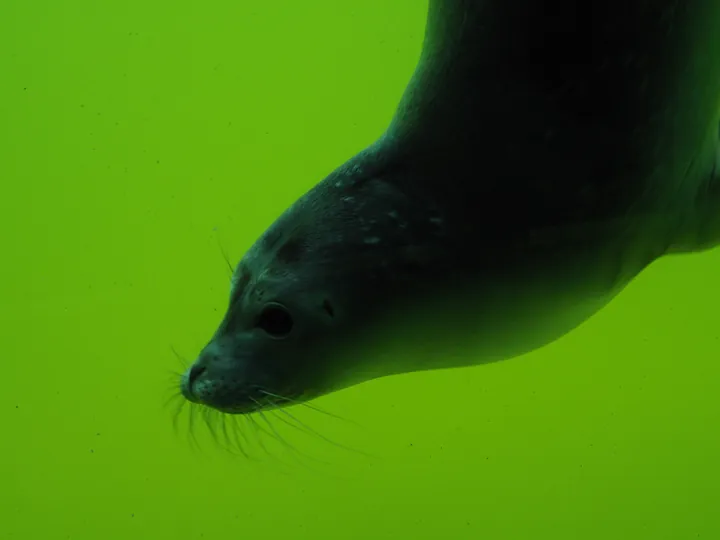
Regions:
[[2, 1, 720, 539]]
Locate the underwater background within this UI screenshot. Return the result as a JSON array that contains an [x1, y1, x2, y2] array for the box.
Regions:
[[3, 1, 720, 538]]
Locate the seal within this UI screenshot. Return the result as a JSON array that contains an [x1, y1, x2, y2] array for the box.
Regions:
[[180, 0, 720, 414]]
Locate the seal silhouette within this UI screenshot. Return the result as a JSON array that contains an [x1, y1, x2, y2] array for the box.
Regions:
[[181, 0, 720, 414]]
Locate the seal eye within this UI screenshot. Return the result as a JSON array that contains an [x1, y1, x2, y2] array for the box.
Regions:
[[256, 303, 294, 338]]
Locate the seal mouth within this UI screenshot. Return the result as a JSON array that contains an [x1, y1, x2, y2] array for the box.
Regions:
[[212, 391, 293, 415]]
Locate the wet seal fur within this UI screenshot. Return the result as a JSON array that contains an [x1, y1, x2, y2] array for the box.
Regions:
[[181, 0, 720, 414]]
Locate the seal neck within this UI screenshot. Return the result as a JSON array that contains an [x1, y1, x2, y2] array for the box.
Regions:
[[388, 0, 712, 154]]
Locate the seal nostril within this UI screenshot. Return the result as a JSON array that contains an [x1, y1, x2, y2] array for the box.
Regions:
[[322, 299, 335, 318], [187, 364, 207, 388]]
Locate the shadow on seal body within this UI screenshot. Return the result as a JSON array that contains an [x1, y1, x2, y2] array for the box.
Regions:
[[180, 0, 720, 414]]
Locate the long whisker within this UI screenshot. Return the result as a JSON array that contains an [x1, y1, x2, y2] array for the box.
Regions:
[[250, 399, 325, 468], [170, 345, 189, 369], [267, 408, 343, 458], [268, 407, 321, 439], [187, 405, 204, 454], [257, 389, 361, 427], [232, 415, 257, 458], [250, 398, 295, 450], [215, 232, 235, 279], [220, 415, 254, 460], [163, 381, 182, 405], [203, 409, 225, 457], [246, 413, 274, 461], [164, 392, 183, 414], [209, 409, 247, 459], [254, 389, 372, 458], [202, 408, 221, 447], [168, 397, 186, 438], [272, 405, 373, 458]]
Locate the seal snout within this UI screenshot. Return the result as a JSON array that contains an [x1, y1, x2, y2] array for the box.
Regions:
[[179, 339, 266, 413], [179, 343, 227, 405], [180, 364, 207, 403]]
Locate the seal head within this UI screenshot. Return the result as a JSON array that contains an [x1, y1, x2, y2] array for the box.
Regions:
[[181, 149, 467, 413]]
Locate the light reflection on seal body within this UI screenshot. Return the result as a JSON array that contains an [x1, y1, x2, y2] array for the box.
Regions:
[[180, 0, 720, 414]]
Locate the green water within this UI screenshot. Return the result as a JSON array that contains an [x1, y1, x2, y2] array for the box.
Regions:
[[3, 1, 720, 539]]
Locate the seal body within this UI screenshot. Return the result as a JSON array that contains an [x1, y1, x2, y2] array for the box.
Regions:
[[181, 0, 720, 414]]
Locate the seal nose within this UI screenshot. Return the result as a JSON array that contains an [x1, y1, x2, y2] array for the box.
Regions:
[[180, 364, 207, 402], [187, 364, 206, 387]]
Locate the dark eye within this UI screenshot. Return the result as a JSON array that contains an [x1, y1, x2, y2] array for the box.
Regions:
[[255, 303, 294, 338]]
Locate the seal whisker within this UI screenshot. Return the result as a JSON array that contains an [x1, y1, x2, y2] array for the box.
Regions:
[[163, 391, 183, 413], [202, 407, 223, 448], [249, 399, 295, 450], [268, 408, 347, 453], [257, 389, 360, 427], [251, 399, 306, 455], [205, 408, 236, 455], [271, 406, 373, 458], [218, 414, 234, 455], [206, 409, 251, 459], [165, 383, 184, 402], [169, 397, 186, 438], [221, 415, 255, 460], [215, 232, 235, 280], [186, 404, 205, 454], [245, 413, 276, 461], [169, 345, 189, 369], [235, 415, 272, 462], [250, 400, 327, 468]]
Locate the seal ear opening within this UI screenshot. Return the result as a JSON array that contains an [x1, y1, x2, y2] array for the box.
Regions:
[[322, 299, 335, 318]]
